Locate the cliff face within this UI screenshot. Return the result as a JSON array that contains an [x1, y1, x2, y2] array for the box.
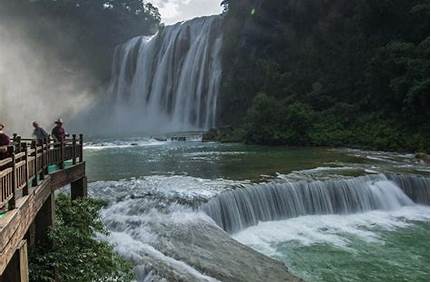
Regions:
[[218, 0, 429, 151]]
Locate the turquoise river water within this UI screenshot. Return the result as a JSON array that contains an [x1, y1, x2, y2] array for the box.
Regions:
[[83, 137, 429, 282]]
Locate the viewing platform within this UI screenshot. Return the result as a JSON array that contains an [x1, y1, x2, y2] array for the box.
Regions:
[[0, 135, 87, 282]]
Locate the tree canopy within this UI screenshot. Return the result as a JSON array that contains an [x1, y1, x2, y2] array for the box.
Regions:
[[219, 0, 429, 152]]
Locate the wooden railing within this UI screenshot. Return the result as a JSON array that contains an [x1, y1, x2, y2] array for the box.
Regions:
[[0, 134, 84, 211]]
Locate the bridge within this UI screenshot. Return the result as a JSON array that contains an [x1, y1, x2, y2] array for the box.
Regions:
[[0, 135, 87, 282]]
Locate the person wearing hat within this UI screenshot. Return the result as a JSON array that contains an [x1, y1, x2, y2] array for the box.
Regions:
[[51, 118, 66, 142], [32, 121, 49, 145], [0, 123, 10, 159]]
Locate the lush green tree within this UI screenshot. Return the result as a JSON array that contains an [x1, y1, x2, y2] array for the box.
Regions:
[[281, 102, 313, 145], [29, 194, 134, 282], [245, 94, 313, 145], [245, 93, 284, 145]]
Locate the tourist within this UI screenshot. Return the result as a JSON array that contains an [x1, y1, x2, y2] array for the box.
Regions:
[[0, 123, 10, 159], [51, 118, 67, 142], [32, 121, 49, 145]]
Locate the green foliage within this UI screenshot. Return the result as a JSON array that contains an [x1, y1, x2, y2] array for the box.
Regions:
[[244, 93, 429, 151], [220, 0, 429, 152], [245, 93, 312, 145], [29, 194, 134, 282], [245, 93, 285, 145]]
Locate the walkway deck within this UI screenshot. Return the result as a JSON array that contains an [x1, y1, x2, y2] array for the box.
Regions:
[[0, 135, 87, 282]]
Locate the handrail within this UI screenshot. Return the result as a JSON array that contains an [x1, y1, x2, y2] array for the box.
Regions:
[[0, 134, 84, 211], [0, 157, 12, 167]]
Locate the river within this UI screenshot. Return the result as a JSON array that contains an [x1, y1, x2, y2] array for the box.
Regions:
[[83, 137, 429, 281]]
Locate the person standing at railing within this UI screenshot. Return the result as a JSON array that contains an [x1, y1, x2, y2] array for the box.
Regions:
[[0, 123, 9, 216], [51, 118, 67, 142], [32, 121, 49, 145], [0, 123, 10, 159]]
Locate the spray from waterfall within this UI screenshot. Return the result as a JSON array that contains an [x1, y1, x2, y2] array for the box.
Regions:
[[0, 20, 94, 136]]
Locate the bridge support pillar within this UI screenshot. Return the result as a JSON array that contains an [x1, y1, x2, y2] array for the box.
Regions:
[[25, 222, 36, 249], [71, 176, 87, 200], [35, 193, 55, 247], [0, 240, 29, 282]]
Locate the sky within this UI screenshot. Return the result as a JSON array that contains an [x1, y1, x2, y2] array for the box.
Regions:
[[148, 0, 223, 25]]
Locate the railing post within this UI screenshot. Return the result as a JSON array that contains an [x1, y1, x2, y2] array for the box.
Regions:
[[23, 143, 29, 196], [12, 133, 17, 146], [59, 139, 65, 169], [72, 134, 77, 165], [79, 134, 84, 163], [32, 140, 38, 187], [40, 138, 46, 180], [15, 135, 22, 153], [44, 138, 49, 175], [9, 146, 17, 210]]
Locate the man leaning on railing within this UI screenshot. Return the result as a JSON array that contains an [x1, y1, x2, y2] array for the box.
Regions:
[[0, 123, 11, 159]]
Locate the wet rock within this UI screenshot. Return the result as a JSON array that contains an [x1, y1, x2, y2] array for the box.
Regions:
[[152, 219, 303, 282], [415, 153, 430, 164]]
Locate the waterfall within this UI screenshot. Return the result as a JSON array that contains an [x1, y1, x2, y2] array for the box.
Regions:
[[107, 16, 223, 132], [201, 174, 430, 233], [387, 174, 430, 205]]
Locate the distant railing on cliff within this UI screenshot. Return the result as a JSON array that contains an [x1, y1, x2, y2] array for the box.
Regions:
[[0, 134, 84, 211]]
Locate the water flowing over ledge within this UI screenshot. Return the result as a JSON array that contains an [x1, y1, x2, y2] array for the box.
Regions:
[[201, 174, 430, 233], [107, 16, 223, 132]]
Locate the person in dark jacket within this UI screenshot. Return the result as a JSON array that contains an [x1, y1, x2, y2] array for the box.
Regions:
[[32, 121, 49, 145], [0, 123, 11, 159], [51, 118, 66, 142]]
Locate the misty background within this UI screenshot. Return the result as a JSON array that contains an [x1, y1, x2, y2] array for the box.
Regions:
[[0, 0, 163, 136]]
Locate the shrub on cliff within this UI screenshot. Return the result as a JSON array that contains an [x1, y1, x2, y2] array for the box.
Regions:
[[245, 93, 312, 145], [29, 194, 133, 282]]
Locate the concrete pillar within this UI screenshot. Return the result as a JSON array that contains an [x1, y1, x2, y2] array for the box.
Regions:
[[71, 176, 87, 200], [0, 240, 29, 282], [35, 193, 55, 248]]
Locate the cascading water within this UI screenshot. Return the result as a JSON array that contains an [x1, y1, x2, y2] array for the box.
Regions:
[[107, 16, 223, 132], [202, 174, 430, 233], [387, 174, 430, 205]]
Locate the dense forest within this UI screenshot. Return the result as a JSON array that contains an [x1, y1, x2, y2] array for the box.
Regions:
[[0, 0, 161, 84], [219, 0, 429, 152]]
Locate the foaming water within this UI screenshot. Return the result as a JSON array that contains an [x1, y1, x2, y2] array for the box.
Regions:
[[84, 134, 205, 151], [233, 206, 430, 252], [96, 186, 297, 281], [85, 139, 167, 150], [106, 231, 220, 282], [89, 175, 245, 204], [233, 206, 430, 282], [337, 148, 430, 174], [98, 195, 221, 281]]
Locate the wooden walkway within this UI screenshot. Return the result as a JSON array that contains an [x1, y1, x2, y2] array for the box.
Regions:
[[0, 135, 87, 282]]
